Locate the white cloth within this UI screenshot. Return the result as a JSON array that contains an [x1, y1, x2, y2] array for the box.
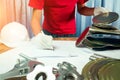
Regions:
[[30, 32, 53, 50], [94, 7, 109, 16], [26, 65, 55, 80]]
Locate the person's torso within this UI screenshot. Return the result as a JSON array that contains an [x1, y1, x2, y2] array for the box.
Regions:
[[43, 0, 77, 35]]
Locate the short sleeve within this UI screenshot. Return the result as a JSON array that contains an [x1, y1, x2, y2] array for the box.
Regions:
[[77, 0, 88, 4], [28, 0, 44, 9]]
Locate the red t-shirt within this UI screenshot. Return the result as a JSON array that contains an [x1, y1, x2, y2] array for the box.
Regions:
[[29, 0, 88, 35]]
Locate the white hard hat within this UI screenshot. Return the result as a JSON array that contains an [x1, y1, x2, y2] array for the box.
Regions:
[[0, 22, 30, 48]]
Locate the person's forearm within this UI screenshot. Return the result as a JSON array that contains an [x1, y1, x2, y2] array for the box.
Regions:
[[31, 18, 42, 36], [77, 4, 94, 16], [31, 9, 42, 36]]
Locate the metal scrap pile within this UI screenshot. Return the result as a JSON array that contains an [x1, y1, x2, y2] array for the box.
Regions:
[[82, 55, 120, 80], [76, 12, 120, 51], [1, 53, 120, 80]]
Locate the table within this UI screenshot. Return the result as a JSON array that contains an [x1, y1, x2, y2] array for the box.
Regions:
[[1, 37, 120, 80]]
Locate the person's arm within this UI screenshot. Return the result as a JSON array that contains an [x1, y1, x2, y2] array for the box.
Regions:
[[30, 9, 53, 50], [31, 9, 43, 36], [77, 3, 94, 16], [77, 3, 109, 16]]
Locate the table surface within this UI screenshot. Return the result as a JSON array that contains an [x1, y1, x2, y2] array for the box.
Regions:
[[1, 37, 120, 80], [0, 37, 77, 54], [0, 43, 11, 53], [54, 37, 77, 40]]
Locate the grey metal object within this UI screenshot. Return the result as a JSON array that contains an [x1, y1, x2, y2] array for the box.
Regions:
[[92, 24, 118, 30], [86, 34, 120, 46], [0, 53, 44, 80], [75, 12, 119, 48], [89, 26, 120, 35], [92, 12, 119, 24], [82, 54, 120, 80], [76, 12, 120, 51], [82, 36, 120, 51], [55, 62, 83, 80], [35, 72, 47, 80]]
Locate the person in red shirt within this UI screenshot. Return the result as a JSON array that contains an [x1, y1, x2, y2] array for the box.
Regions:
[[29, 0, 109, 49]]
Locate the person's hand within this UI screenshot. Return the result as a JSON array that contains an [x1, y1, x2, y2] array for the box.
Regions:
[[30, 31, 53, 50], [94, 7, 109, 16], [26, 65, 55, 80]]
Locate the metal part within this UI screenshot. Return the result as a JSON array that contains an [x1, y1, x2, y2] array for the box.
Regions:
[[0, 53, 44, 80], [90, 53, 118, 60], [76, 27, 90, 47], [92, 24, 118, 30], [82, 34, 120, 49], [92, 12, 119, 24], [89, 26, 120, 35], [56, 62, 84, 80], [35, 72, 47, 80], [77, 12, 120, 51], [82, 56, 120, 80]]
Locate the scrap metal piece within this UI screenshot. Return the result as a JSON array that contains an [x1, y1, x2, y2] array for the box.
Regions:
[[35, 72, 47, 80], [56, 62, 84, 80], [82, 37, 120, 51], [89, 26, 120, 35], [92, 24, 118, 30], [75, 27, 90, 47], [76, 12, 120, 51], [93, 12, 119, 24], [0, 53, 44, 80], [87, 34, 120, 46], [98, 60, 120, 80], [82, 57, 120, 80]]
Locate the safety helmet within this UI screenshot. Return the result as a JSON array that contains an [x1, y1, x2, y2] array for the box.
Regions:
[[0, 22, 30, 48]]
